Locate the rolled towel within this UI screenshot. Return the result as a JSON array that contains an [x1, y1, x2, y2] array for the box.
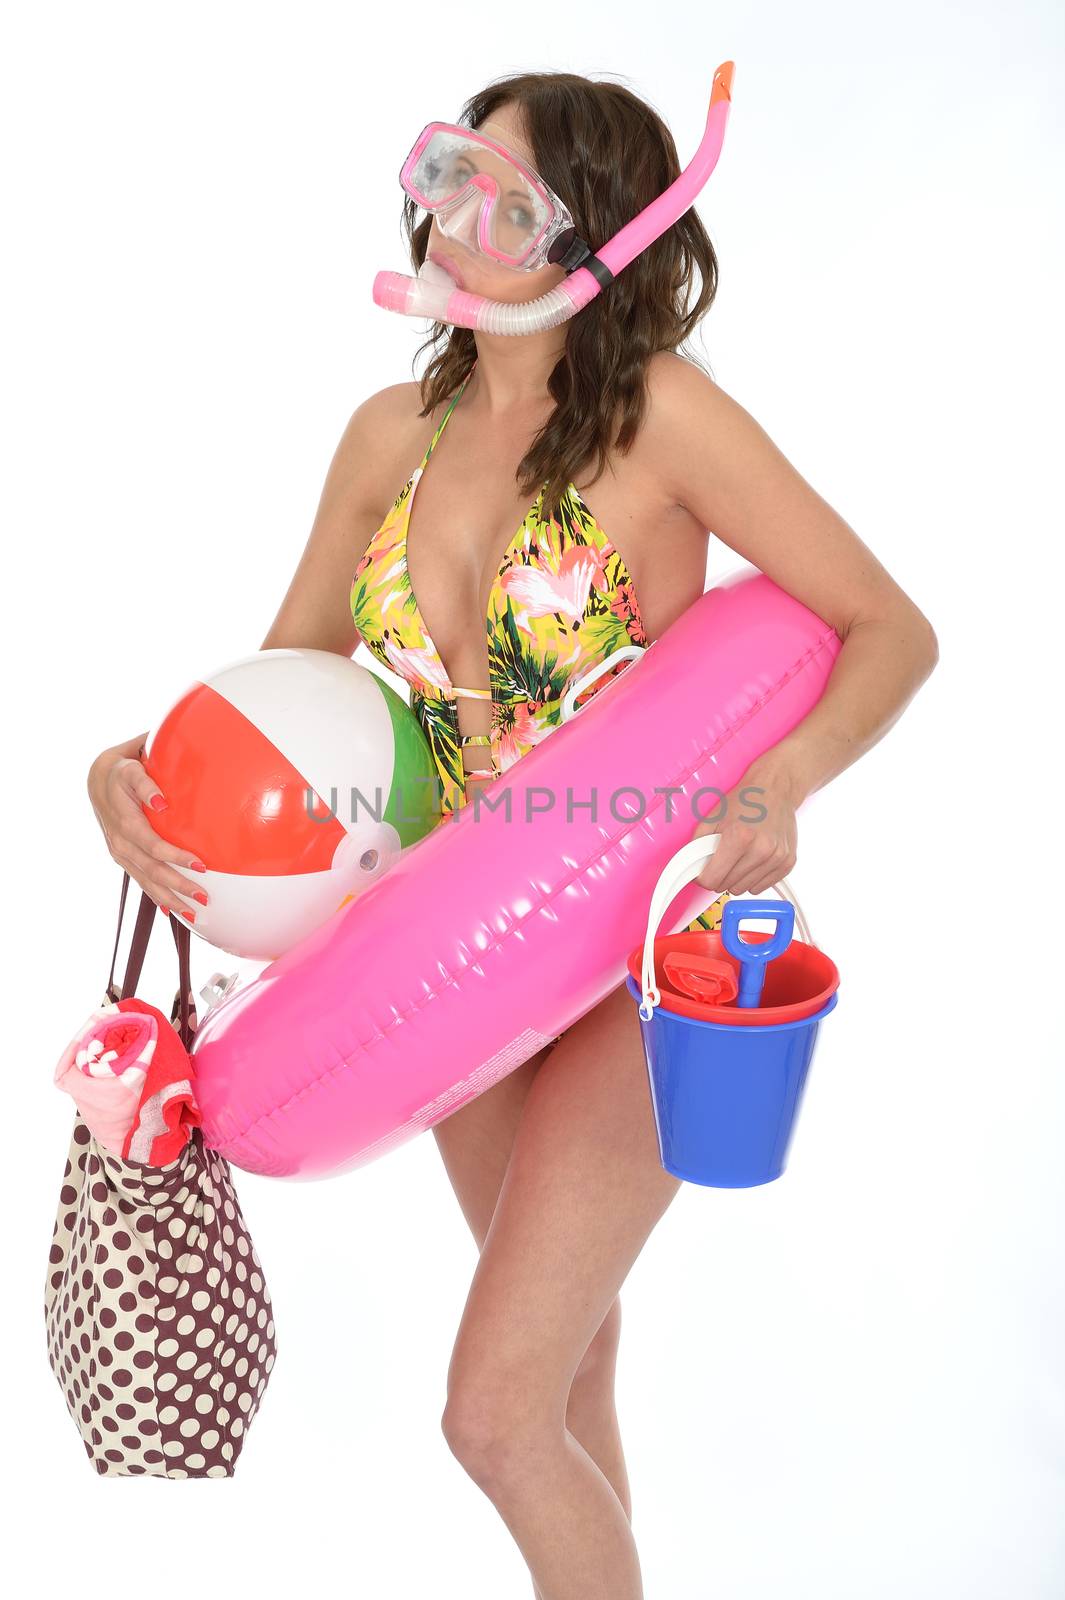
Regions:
[[54, 1003, 155, 1155], [122, 998, 200, 1164], [55, 999, 200, 1163]]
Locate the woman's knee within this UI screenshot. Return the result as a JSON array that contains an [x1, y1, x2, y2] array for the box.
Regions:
[[441, 1384, 560, 1485], [441, 1300, 622, 1475], [571, 1297, 622, 1389]]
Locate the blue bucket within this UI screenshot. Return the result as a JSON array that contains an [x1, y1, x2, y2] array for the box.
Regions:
[[625, 975, 836, 1187], [628, 837, 839, 1189]]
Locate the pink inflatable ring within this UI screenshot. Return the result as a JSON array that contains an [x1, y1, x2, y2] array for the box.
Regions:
[[191, 570, 841, 1178]]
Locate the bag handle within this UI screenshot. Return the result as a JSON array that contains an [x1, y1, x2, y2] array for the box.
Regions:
[[105, 871, 197, 1052]]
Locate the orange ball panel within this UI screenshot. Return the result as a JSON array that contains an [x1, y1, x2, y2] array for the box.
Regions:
[[142, 683, 346, 874]]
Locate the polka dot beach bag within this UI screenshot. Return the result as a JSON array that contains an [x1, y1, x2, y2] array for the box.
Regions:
[[44, 873, 277, 1478]]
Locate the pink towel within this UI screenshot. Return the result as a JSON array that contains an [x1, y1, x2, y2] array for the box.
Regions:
[[55, 999, 200, 1163]]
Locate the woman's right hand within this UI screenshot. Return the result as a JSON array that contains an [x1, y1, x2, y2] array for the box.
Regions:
[[87, 735, 209, 919]]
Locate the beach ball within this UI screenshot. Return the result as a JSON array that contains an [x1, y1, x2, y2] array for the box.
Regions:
[[141, 648, 440, 959]]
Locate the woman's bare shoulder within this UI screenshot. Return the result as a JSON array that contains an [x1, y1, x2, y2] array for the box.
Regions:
[[258, 379, 430, 655], [353, 377, 425, 431], [340, 378, 427, 510]]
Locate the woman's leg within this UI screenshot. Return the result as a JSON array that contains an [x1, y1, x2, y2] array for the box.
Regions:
[[439, 982, 681, 1600], [432, 1049, 632, 1516]]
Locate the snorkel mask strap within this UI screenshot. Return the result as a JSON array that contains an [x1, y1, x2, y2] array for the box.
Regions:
[[374, 60, 734, 337]]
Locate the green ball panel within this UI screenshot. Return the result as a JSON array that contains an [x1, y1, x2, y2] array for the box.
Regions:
[[373, 674, 443, 846]]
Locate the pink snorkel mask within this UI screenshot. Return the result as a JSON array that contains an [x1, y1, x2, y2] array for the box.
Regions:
[[374, 61, 734, 337]]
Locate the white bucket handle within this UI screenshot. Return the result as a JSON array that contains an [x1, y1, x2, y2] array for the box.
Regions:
[[639, 834, 814, 1021]]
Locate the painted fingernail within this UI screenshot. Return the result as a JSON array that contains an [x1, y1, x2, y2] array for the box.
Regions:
[[188, 859, 206, 873], [192, 891, 208, 906], [158, 904, 170, 917], [150, 794, 168, 811], [183, 910, 196, 924]]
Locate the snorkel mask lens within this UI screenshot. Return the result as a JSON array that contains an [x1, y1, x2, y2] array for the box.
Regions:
[[400, 122, 575, 271]]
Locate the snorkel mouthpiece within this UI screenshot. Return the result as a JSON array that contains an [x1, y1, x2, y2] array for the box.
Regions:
[[374, 61, 734, 337], [374, 256, 457, 320]]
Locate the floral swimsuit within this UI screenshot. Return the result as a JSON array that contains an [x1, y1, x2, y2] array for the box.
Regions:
[[349, 363, 726, 936]]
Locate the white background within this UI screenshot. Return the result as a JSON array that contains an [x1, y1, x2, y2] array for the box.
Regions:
[[3, 1, 1062, 1595]]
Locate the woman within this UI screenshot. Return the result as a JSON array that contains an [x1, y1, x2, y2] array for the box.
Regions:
[[87, 70, 938, 1600]]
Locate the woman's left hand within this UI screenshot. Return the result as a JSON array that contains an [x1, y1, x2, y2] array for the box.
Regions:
[[691, 760, 800, 897]]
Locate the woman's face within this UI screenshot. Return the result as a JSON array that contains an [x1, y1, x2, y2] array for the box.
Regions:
[[425, 102, 569, 305]]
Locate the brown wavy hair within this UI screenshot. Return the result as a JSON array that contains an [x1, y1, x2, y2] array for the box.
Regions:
[[402, 70, 720, 522]]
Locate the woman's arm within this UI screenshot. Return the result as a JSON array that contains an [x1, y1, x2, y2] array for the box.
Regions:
[[645, 354, 939, 894]]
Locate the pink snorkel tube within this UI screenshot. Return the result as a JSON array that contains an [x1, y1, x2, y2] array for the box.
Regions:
[[373, 61, 735, 336]]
